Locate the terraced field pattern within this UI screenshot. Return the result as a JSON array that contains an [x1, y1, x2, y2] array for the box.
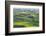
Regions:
[[13, 8, 39, 28]]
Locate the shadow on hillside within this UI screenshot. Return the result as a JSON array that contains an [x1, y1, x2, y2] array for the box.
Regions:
[[14, 25, 25, 28]]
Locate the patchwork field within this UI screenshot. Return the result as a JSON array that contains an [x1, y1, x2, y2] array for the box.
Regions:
[[13, 8, 39, 28]]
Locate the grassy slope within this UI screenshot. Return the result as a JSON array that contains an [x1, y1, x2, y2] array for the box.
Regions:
[[13, 11, 39, 27]]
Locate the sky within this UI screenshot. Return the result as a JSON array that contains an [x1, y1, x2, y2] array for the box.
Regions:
[[13, 8, 39, 13]]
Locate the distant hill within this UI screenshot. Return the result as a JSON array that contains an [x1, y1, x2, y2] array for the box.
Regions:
[[13, 8, 39, 13]]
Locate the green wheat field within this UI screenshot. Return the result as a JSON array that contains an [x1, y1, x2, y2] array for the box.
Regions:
[[13, 8, 39, 28]]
